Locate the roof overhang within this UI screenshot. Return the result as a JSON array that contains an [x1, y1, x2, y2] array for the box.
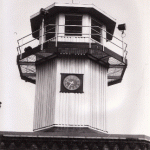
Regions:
[[30, 3, 116, 40]]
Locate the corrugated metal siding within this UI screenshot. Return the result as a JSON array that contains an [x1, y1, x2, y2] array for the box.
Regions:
[[33, 56, 107, 131], [33, 59, 57, 130], [55, 56, 107, 130]]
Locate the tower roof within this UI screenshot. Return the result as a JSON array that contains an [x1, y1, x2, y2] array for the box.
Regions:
[[30, 3, 116, 40]]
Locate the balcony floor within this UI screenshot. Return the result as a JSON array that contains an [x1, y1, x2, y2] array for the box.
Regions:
[[17, 41, 127, 86]]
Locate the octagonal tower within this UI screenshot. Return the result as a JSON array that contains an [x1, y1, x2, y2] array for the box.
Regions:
[[17, 3, 127, 132]]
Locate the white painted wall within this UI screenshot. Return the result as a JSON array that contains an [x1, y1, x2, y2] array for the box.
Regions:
[[55, 56, 107, 131], [34, 56, 107, 131], [33, 59, 57, 130]]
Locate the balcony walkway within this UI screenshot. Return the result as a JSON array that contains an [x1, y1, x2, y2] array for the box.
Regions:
[[17, 37, 127, 86]]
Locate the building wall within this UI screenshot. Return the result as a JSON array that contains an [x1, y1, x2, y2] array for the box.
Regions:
[[33, 59, 57, 130], [33, 56, 107, 131], [1, 134, 149, 150], [55, 56, 107, 131], [34, 12, 107, 132]]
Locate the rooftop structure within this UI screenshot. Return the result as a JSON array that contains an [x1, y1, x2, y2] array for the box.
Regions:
[[17, 3, 127, 86]]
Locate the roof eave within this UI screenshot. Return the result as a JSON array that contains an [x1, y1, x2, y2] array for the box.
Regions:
[[30, 3, 116, 40]]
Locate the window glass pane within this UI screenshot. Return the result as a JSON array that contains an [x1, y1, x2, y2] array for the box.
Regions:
[[91, 18, 102, 43], [65, 15, 82, 36], [45, 17, 55, 40]]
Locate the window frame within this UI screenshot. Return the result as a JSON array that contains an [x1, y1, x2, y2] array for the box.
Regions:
[[91, 17, 103, 43], [60, 73, 84, 93], [65, 14, 83, 36], [45, 17, 56, 41]]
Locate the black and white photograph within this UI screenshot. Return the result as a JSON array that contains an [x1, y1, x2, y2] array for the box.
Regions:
[[0, 0, 150, 149]]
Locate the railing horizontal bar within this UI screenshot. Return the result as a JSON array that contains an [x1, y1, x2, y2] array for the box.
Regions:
[[17, 33, 33, 42], [109, 65, 125, 68], [46, 32, 102, 36], [19, 62, 35, 65], [58, 24, 126, 44], [17, 30, 39, 42], [17, 24, 127, 57], [108, 76, 120, 79], [107, 40, 122, 50], [18, 24, 127, 45], [18, 38, 37, 48], [45, 27, 55, 32], [18, 36, 123, 52], [17, 24, 56, 42], [22, 73, 36, 76], [45, 24, 56, 27]]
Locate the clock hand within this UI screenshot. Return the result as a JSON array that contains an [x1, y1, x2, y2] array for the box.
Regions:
[[67, 81, 72, 84], [68, 81, 74, 88]]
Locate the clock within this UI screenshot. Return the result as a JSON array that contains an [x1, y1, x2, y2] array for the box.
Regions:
[[60, 73, 83, 93], [63, 75, 81, 90]]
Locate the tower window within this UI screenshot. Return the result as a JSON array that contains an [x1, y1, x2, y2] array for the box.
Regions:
[[45, 17, 56, 41], [65, 15, 82, 36], [91, 18, 103, 43]]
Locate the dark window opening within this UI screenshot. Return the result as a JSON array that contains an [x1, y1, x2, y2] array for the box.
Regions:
[[65, 15, 82, 36], [91, 18, 102, 43], [45, 17, 56, 41]]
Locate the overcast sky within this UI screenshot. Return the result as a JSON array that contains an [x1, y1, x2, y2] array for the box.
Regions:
[[1, 0, 150, 136]]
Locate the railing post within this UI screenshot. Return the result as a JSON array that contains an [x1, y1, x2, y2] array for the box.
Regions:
[[102, 25, 106, 51], [55, 24, 58, 47], [89, 26, 91, 49], [121, 32, 127, 63], [122, 37, 126, 63], [41, 17, 44, 50]]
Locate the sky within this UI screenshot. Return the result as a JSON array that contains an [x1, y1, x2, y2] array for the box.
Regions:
[[0, 0, 150, 136]]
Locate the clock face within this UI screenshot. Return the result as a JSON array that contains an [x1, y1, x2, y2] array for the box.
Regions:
[[60, 73, 83, 93], [63, 75, 81, 90]]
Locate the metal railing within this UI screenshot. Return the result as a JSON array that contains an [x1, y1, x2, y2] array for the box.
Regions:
[[17, 24, 127, 59]]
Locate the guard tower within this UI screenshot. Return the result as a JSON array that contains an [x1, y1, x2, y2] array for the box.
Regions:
[[17, 3, 127, 133]]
